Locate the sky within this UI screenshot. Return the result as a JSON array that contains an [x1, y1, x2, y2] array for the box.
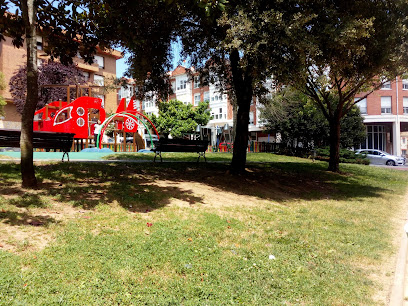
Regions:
[[116, 55, 129, 78]]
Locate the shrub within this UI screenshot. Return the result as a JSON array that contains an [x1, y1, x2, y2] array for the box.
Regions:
[[315, 147, 369, 165]]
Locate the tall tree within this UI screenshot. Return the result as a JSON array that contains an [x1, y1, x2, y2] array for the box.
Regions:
[[86, 0, 307, 174], [0, 0, 100, 188], [20, 0, 38, 188], [273, 0, 408, 172]]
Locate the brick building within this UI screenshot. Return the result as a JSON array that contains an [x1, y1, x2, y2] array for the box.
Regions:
[[0, 35, 122, 129], [355, 77, 408, 156]]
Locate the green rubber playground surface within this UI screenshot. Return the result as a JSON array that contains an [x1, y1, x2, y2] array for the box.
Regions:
[[0, 151, 126, 161]]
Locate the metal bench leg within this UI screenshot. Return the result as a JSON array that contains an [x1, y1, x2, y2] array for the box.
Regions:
[[62, 152, 69, 162], [154, 151, 162, 162], [197, 152, 206, 163]]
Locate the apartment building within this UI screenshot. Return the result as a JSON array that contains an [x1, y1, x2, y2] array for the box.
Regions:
[[0, 35, 122, 129], [354, 77, 408, 156]]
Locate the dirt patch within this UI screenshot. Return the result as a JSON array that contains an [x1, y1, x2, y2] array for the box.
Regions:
[[0, 200, 82, 253], [146, 179, 280, 220]]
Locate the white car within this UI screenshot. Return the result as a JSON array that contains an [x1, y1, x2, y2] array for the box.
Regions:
[[355, 149, 405, 166]]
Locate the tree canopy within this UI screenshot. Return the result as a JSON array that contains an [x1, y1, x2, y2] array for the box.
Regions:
[[260, 87, 366, 151], [84, 0, 309, 173], [149, 99, 211, 139], [272, 0, 408, 171], [9, 60, 86, 114]]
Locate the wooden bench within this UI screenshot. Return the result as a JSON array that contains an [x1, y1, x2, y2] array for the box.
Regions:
[[153, 138, 209, 162], [0, 129, 75, 161]]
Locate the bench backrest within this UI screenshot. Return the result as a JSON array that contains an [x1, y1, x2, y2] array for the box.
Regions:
[[0, 129, 75, 152], [154, 138, 208, 153]]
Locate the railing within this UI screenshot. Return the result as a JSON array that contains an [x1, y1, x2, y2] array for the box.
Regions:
[[71, 138, 139, 152], [208, 142, 284, 153]]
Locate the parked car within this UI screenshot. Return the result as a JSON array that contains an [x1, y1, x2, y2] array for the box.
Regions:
[[355, 149, 405, 166]]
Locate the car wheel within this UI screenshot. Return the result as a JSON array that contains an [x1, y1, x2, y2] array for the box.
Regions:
[[386, 160, 396, 166]]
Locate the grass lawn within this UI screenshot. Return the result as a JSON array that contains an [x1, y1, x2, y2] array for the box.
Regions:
[[0, 153, 407, 305], [102, 151, 300, 163]]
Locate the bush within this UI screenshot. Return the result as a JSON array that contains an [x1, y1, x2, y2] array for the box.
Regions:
[[315, 147, 369, 165]]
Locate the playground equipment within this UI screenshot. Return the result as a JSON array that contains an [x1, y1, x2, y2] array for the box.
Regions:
[[33, 95, 159, 152], [33, 96, 106, 139], [95, 98, 160, 151]]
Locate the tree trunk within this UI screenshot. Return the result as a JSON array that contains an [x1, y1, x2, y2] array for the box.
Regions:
[[229, 49, 253, 174], [328, 116, 341, 172], [231, 98, 251, 173], [21, 0, 38, 188], [231, 101, 237, 143]]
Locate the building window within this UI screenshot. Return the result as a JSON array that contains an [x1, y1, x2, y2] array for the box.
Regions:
[[194, 93, 200, 106], [94, 55, 104, 69], [194, 76, 200, 88], [94, 75, 104, 86], [204, 91, 210, 102], [354, 97, 367, 114], [82, 71, 90, 82], [381, 96, 392, 114], [144, 97, 154, 108], [249, 112, 254, 125], [361, 125, 385, 151], [171, 81, 176, 92], [381, 79, 391, 89], [404, 97, 408, 114], [96, 95, 105, 107], [36, 36, 43, 50], [403, 79, 408, 90], [177, 79, 187, 90]]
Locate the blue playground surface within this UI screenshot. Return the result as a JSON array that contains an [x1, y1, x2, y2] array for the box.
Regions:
[[0, 149, 127, 161]]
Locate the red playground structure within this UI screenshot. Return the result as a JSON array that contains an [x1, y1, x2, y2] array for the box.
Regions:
[[33, 96, 159, 152], [33, 96, 106, 139]]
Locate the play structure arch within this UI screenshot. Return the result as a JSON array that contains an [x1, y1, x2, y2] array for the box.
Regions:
[[96, 111, 159, 150]]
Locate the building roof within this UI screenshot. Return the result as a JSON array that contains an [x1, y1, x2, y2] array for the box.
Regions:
[[170, 65, 189, 77]]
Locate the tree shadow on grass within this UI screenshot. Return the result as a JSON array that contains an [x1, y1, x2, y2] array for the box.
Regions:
[[135, 161, 389, 203], [34, 161, 393, 207], [34, 164, 205, 212], [7, 193, 49, 208], [0, 209, 59, 227], [0, 160, 395, 212]]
